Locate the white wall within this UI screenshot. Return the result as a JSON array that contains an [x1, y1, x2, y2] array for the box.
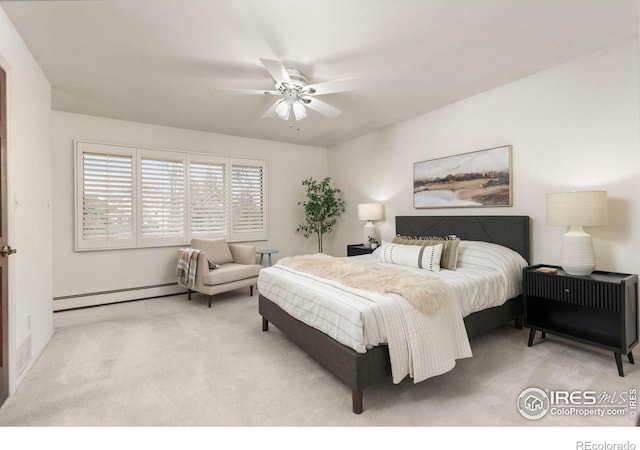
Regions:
[[52, 111, 328, 307], [328, 40, 640, 277], [0, 6, 53, 393]]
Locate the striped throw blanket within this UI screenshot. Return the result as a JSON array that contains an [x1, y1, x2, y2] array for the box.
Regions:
[[177, 248, 202, 289]]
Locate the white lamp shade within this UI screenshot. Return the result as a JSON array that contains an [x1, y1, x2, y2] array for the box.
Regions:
[[275, 100, 290, 120], [291, 100, 307, 121], [357, 203, 383, 221], [547, 191, 607, 227]]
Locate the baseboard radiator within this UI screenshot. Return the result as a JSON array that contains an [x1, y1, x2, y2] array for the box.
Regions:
[[53, 283, 186, 311]]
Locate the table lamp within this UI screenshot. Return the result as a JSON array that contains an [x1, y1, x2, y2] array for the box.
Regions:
[[357, 203, 383, 247], [547, 190, 607, 276]]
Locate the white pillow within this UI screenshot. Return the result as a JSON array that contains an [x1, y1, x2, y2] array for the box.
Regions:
[[456, 241, 527, 271], [191, 238, 234, 265], [455, 240, 529, 300], [377, 241, 442, 271]]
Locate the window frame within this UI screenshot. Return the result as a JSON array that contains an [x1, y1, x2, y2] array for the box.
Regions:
[[75, 142, 137, 250], [137, 148, 188, 248], [229, 158, 267, 242], [188, 153, 229, 239], [74, 140, 268, 251]]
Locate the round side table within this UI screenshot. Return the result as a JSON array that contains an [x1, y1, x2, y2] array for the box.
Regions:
[[257, 249, 279, 266]]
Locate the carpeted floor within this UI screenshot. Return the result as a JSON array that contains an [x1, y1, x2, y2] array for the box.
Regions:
[[0, 291, 637, 429]]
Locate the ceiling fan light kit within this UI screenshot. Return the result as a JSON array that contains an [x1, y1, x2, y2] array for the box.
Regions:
[[274, 91, 308, 122], [216, 58, 358, 125]]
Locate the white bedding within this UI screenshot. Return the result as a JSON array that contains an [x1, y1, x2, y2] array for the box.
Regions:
[[257, 240, 528, 383]]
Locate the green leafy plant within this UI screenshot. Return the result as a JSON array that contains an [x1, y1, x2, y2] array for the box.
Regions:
[[296, 177, 346, 253]]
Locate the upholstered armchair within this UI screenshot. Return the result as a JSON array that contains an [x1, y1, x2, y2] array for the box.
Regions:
[[179, 238, 263, 307]]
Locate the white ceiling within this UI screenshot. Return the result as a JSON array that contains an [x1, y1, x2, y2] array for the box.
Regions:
[[1, 0, 637, 148]]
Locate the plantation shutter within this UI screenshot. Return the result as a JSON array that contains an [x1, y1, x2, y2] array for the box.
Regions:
[[138, 150, 187, 246], [75, 140, 267, 250], [76, 142, 136, 250], [188, 155, 228, 238], [229, 159, 267, 241]]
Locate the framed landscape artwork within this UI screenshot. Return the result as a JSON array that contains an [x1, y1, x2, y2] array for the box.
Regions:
[[413, 145, 512, 208]]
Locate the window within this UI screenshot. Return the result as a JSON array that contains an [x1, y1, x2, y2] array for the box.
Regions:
[[138, 150, 186, 247], [75, 141, 267, 251], [230, 159, 266, 242], [76, 142, 136, 250], [189, 155, 228, 238]]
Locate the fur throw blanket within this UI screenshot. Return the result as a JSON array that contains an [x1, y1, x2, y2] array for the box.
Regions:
[[277, 254, 449, 314]]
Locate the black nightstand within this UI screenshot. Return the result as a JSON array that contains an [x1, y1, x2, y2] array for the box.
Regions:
[[347, 244, 374, 257], [524, 264, 638, 376]]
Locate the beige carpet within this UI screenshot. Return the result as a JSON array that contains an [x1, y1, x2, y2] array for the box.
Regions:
[[0, 291, 637, 432]]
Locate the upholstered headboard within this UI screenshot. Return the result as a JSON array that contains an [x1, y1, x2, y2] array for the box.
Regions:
[[395, 216, 530, 263]]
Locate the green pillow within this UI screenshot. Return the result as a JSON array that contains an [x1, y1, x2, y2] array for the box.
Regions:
[[392, 235, 460, 270]]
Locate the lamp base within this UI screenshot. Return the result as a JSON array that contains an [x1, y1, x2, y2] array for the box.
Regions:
[[362, 221, 375, 248], [560, 226, 596, 276]]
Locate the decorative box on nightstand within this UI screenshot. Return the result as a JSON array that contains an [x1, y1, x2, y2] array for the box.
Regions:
[[347, 244, 374, 257], [523, 264, 638, 377]]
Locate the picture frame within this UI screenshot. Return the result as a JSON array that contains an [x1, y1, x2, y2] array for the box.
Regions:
[[413, 145, 512, 209]]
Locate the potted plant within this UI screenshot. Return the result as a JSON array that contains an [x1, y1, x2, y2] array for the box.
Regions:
[[296, 177, 346, 253], [368, 236, 379, 250]]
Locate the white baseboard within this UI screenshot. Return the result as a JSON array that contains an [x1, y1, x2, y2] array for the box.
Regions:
[[53, 283, 186, 311]]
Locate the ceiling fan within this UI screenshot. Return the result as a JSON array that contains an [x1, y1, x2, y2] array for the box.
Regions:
[[216, 58, 358, 123]]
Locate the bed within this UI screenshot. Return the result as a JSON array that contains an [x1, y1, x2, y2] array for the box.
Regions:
[[258, 215, 530, 413]]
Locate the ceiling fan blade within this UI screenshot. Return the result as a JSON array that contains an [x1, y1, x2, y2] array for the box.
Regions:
[[259, 58, 292, 84], [303, 97, 342, 118], [305, 77, 359, 95], [262, 100, 280, 118], [215, 88, 281, 95]]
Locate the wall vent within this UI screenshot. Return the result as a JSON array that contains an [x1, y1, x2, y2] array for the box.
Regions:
[[16, 334, 32, 376]]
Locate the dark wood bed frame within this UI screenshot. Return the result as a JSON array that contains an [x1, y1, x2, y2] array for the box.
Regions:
[[259, 215, 530, 414]]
